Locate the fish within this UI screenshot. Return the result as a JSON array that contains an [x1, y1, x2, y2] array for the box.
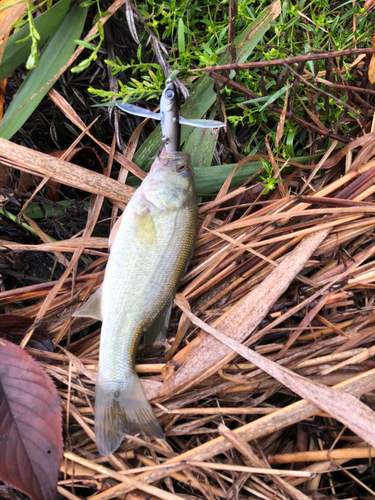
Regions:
[[73, 150, 197, 456], [116, 79, 225, 152]]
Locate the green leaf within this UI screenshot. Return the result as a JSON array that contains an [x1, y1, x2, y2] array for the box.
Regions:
[[86, 33, 100, 43], [286, 129, 296, 158], [202, 42, 214, 56], [24, 200, 90, 219], [133, 0, 281, 174], [178, 18, 185, 54], [0, 0, 70, 82], [126, 160, 262, 195], [0, 3, 88, 140], [258, 85, 287, 112], [168, 69, 180, 80], [32, 29, 41, 41], [70, 59, 91, 73], [97, 20, 104, 39], [24, 200, 72, 219], [75, 40, 96, 50], [80, 0, 96, 7], [183, 112, 218, 168], [194, 161, 262, 195]]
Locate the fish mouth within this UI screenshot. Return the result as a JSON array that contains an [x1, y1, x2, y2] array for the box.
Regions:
[[157, 150, 190, 162]]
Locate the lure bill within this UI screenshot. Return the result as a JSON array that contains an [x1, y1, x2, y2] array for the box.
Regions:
[[116, 79, 225, 152], [73, 150, 197, 456]]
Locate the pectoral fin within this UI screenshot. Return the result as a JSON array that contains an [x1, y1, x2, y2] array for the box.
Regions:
[[73, 287, 103, 321], [179, 116, 225, 129], [116, 102, 161, 120], [135, 205, 157, 247]]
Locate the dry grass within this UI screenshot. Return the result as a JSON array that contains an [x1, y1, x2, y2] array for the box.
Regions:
[[2, 85, 375, 498]]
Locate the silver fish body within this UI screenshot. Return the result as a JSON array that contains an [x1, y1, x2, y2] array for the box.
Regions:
[[74, 151, 197, 456]]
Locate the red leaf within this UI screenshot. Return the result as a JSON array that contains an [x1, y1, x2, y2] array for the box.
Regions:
[[0, 339, 63, 500], [0, 315, 53, 352]]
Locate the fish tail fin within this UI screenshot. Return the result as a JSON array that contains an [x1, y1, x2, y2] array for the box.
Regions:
[[95, 374, 164, 456]]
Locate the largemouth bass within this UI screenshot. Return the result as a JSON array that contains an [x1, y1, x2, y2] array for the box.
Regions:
[[74, 151, 197, 456]]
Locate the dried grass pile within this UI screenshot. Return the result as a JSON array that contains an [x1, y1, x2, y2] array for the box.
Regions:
[[2, 88, 375, 498]]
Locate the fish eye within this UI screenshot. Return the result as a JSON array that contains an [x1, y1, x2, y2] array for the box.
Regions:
[[176, 164, 191, 177], [165, 89, 174, 99]]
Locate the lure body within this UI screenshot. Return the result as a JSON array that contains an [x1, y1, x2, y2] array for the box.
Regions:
[[74, 151, 197, 456], [116, 80, 225, 152], [159, 81, 181, 151]]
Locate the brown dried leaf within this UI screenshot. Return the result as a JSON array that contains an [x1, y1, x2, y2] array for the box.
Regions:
[[369, 55, 375, 84], [0, 338, 63, 500], [0, 0, 28, 45], [275, 83, 288, 147], [125, 0, 140, 44]]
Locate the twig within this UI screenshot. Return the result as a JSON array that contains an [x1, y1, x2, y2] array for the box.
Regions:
[[184, 461, 312, 477], [191, 48, 375, 72], [268, 447, 375, 464]]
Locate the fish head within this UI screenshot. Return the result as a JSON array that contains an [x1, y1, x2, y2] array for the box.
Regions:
[[141, 151, 195, 211], [160, 81, 180, 116]]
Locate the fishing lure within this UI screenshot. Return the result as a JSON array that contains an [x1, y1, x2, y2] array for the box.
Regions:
[[116, 79, 225, 152]]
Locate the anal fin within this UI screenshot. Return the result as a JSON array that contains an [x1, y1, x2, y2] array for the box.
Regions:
[[142, 298, 173, 355]]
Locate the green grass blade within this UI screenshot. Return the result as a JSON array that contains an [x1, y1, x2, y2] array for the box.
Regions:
[[0, 0, 70, 82], [183, 122, 218, 168], [259, 85, 287, 112], [194, 161, 262, 195], [133, 0, 281, 175], [178, 18, 185, 54], [126, 160, 262, 195], [0, 3, 88, 140]]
